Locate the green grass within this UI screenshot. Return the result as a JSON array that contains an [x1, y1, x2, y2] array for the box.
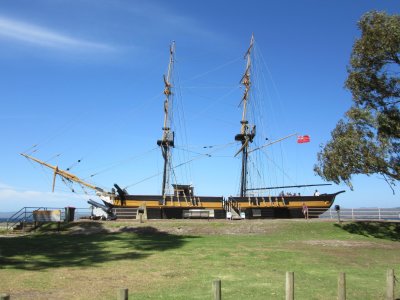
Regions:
[[0, 220, 399, 299]]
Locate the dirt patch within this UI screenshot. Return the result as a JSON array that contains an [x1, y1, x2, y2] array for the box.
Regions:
[[66, 219, 288, 236], [0, 219, 287, 236], [67, 222, 109, 235], [303, 239, 399, 249]]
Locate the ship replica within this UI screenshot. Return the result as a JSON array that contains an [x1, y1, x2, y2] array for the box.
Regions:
[[21, 36, 344, 219]]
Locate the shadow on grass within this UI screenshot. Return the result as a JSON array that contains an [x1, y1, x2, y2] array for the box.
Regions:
[[0, 222, 195, 270], [335, 221, 400, 241]]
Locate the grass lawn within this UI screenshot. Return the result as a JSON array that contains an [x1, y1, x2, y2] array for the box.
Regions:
[[0, 219, 399, 299]]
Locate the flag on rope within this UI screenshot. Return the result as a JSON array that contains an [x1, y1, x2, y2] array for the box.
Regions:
[[297, 135, 310, 143]]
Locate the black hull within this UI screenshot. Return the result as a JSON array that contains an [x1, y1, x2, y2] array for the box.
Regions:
[[242, 207, 329, 219], [144, 207, 227, 219]]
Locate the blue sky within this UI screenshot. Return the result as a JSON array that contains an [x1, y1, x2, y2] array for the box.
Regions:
[[0, 0, 399, 211]]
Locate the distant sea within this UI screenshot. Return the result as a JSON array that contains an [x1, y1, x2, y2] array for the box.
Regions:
[[0, 209, 91, 222], [0, 212, 15, 222]]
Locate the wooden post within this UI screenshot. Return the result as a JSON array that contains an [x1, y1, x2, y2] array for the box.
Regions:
[[118, 288, 128, 300], [212, 279, 221, 300], [338, 272, 346, 300], [386, 269, 395, 300], [0, 294, 10, 300], [286, 272, 294, 300]]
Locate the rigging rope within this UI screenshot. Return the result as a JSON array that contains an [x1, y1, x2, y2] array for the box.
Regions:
[[66, 158, 82, 171], [181, 56, 242, 84], [124, 142, 236, 190], [174, 142, 236, 156], [61, 177, 75, 193], [44, 153, 61, 164], [22, 144, 38, 155], [172, 58, 191, 188], [23, 156, 55, 189], [85, 147, 159, 179]]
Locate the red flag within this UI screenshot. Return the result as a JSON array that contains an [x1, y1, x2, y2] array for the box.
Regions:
[[297, 135, 310, 143]]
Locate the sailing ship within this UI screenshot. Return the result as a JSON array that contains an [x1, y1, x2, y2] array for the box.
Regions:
[[21, 36, 344, 219]]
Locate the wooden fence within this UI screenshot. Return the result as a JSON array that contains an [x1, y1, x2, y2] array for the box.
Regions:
[[121, 269, 397, 299], [0, 269, 396, 299]]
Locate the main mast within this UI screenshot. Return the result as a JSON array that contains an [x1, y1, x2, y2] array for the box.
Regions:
[[235, 34, 256, 197], [157, 42, 175, 197]]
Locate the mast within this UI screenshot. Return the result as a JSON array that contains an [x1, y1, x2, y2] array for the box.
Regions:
[[157, 42, 175, 197], [235, 34, 256, 197]]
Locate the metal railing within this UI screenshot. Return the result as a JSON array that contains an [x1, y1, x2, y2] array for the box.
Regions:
[[319, 208, 400, 221], [6, 206, 46, 231], [74, 207, 92, 220], [5, 207, 92, 231]]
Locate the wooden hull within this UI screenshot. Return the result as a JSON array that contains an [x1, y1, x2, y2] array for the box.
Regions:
[[229, 191, 345, 219], [106, 195, 226, 219], [103, 191, 344, 219]]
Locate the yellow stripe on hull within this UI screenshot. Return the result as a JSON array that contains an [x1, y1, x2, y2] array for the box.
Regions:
[[111, 199, 223, 209], [235, 200, 332, 209]]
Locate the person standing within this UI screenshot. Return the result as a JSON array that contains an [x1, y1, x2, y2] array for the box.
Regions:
[[302, 202, 309, 219]]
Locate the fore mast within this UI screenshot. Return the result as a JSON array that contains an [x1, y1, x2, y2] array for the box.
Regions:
[[157, 42, 175, 199], [235, 34, 256, 197]]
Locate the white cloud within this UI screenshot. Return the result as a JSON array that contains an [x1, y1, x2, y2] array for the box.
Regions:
[[0, 16, 116, 52], [107, 1, 224, 43], [0, 182, 13, 189], [0, 184, 91, 211]]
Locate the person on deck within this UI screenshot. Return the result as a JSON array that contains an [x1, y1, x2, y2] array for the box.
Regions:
[[302, 202, 309, 219], [314, 190, 320, 196]]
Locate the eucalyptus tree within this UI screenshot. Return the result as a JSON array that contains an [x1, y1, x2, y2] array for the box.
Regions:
[[315, 11, 400, 190]]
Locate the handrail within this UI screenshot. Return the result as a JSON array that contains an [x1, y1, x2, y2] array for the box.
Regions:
[[7, 206, 26, 224], [7, 207, 27, 230], [5, 207, 91, 230], [229, 199, 241, 215], [6, 206, 45, 231]]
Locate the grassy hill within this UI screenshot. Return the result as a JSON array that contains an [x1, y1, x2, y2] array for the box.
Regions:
[[0, 219, 399, 299]]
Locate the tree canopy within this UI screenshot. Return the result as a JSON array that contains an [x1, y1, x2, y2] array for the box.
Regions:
[[315, 11, 400, 189]]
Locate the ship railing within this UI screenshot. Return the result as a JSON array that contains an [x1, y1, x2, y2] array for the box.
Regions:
[[319, 208, 400, 221], [163, 193, 198, 206]]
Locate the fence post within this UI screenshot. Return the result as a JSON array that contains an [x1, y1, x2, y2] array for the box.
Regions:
[[378, 208, 381, 220], [212, 279, 221, 300], [351, 208, 354, 220], [338, 272, 346, 300], [118, 288, 128, 300], [286, 271, 294, 300], [386, 269, 395, 300], [0, 294, 10, 300]]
